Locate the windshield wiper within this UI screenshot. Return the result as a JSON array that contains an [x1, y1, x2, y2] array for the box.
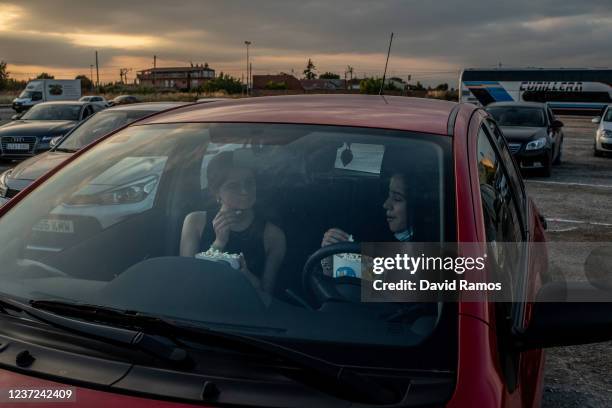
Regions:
[[30, 299, 400, 405], [0, 296, 189, 365]]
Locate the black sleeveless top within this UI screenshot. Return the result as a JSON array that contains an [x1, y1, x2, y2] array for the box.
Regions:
[[200, 212, 267, 278]]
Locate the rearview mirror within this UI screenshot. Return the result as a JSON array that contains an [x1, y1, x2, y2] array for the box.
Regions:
[[592, 117, 602, 124]]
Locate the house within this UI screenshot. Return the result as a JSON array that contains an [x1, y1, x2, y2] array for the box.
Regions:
[[137, 64, 215, 90]]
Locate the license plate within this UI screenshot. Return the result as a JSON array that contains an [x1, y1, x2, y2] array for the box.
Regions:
[[6, 143, 29, 151], [32, 219, 75, 234]]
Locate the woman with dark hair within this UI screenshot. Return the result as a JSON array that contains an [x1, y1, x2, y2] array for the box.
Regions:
[[181, 151, 286, 293], [321, 172, 414, 247]]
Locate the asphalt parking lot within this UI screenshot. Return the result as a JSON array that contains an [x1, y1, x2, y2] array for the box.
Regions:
[[0, 107, 610, 406]]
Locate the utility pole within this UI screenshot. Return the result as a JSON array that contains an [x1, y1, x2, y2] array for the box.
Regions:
[[89, 64, 94, 92], [244, 41, 251, 96], [95, 51, 99, 89], [119, 68, 132, 84], [250, 62, 252, 94], [153, 55, 157, 86]]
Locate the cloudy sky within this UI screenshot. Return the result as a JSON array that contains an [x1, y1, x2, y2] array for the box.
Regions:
[[1, 0, 611, 85]]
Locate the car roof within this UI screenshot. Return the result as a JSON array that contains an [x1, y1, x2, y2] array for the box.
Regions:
[[138, 94, 460, 135], [486, 101, 547, 109], [104, 102, 188, 112]]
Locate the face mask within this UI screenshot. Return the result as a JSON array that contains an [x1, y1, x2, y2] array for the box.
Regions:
[[394, 228, 413, 242]]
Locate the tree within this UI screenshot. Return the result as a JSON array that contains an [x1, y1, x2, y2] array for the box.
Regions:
[[303, 59, 317, 80], [201, 72, 242, 94], [75, 75, 93, 91], [435, 83, 449, 91], [319, 72, 340, 79], [36, 72, 55, 79], [0, 61, 8, 90], [359, 77, 398, 94]]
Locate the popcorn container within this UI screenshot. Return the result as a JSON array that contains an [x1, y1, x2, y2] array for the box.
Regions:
[[332, 253, 362, 278]]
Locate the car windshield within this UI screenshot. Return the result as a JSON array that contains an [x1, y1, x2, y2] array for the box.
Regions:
[[604, 108, 612, 122], [59, 110, 155, 151], [487, 106, 546, 127], [21, 104, 81, 121], [18, 90, 39, 99], [0, 123, 454, 366]]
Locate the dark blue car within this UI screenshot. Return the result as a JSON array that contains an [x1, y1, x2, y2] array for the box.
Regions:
[[0, 101, 103, 161]]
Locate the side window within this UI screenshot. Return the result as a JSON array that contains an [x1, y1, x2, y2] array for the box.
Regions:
[[546, 107, 555, 124], [477, 125, 525, 300], [82, 106, 93, 119], [486, 120, 526, 212], [477, 125, 524, 244]]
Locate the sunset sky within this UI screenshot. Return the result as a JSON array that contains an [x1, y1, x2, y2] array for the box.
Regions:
[[1, 0, 611, 85]]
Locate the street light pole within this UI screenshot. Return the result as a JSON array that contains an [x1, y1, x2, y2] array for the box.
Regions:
[[244, 41, 251, 96]]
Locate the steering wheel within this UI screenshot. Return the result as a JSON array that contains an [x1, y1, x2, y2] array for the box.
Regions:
[[302, 242, 363, 306]]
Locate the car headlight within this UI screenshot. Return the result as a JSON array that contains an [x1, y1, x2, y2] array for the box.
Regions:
[[597, 129, 612, 139], [65, 175, 159, 206], [525, 137, 547, 151], [41, 136, 56, 142], [0, 170, 12, 198]]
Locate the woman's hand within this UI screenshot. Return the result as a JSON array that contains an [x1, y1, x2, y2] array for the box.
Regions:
[[321, 228, 351, 247], [211, 209, 239, 249]]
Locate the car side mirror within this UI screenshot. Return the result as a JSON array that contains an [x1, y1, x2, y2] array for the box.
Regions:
[[551, 120, 564, 128], [592, 117, 602, 124], [49, 136, 63, 148]]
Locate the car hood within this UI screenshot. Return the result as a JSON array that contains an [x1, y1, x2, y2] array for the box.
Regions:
[[0, 120, 77, 136], [7, 151, 71, 181], [499, 126, 548, 142]]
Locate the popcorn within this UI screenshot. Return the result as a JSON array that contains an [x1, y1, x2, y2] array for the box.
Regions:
[[195, 247, 241, 269], [336, 253, 362, 261]]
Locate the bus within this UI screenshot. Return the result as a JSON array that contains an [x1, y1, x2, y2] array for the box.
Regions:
[[459, 68, 612, 115]]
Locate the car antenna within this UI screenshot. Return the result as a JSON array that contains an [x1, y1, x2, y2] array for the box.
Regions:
[[379, 32, 394, 97]]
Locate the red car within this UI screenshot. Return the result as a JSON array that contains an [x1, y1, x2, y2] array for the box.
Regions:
[[0, 95, 607, 407]]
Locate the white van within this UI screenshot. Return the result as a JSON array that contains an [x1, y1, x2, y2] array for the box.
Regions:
[[12, 79, 82, 113]]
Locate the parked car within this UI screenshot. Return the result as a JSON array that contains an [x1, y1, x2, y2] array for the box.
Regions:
[[0, 102, 188, 205], [0, 95, 609, 407], [0, 101, 103, 161], [486, 101, 564, 177], [79, 95, 110, 108], [592, 104, 612, 157], [109, 95, 141, 106]]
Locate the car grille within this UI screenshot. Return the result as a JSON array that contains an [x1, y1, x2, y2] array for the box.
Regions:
[[508, 143, 522, 155], [602, 142, 612, 150], [1, 136, 37, 155]]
